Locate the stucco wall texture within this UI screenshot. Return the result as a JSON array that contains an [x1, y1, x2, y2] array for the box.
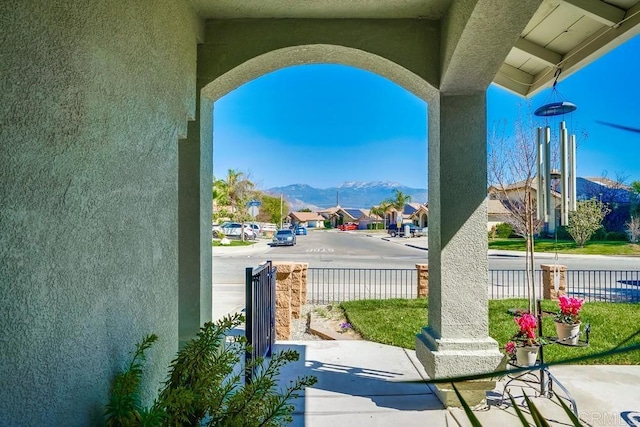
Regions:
[[0, 1, 199, 424]]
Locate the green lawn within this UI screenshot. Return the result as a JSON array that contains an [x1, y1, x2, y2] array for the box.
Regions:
[[341, 298, 640, 365], [488, 238, 640, 255]]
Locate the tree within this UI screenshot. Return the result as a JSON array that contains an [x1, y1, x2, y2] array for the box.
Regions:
[[384, 190, 411, 226], [581, 172, 633, 232], [567, 198, 611, 247], [626, 216, 640, 243], [487, 106, 547, 314], [257, 193, 290, 225], [370, 201, 391, 229], [299, 208, 312, 212], [213, 169, 256, 240]]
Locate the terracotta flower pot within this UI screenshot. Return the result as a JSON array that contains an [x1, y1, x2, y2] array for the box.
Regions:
[[555, 321, 580, 345], [515, 345, 539, 366]]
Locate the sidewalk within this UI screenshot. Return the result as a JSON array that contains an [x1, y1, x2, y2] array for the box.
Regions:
[[276, 339, 640, 426]]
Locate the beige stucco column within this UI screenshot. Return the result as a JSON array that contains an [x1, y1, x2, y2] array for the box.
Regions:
[[179, 95, 213, 346], [415, 93, 503, 406]]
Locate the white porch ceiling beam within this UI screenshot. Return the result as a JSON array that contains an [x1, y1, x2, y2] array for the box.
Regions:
[[560, 0, 625, 27], [528, 1, 640, 95], [493, 63, 534, 96], [513, 37, 562, 67]]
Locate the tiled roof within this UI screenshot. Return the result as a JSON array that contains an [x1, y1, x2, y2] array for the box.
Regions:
[[289, 212, 325, 222]]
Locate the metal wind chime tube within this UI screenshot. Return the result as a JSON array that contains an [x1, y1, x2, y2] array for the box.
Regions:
[[561, 120, 569, 226], [535, 97, 578, 235], [544, 126, 552, 225], [536, 127, 545, 221], [570, 134, 577, 211]]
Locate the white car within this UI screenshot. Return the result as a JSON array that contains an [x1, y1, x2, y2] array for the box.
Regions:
[[220, 222, 256, 240]]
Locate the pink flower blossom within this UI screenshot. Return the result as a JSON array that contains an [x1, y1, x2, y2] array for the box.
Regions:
[[504, 341, 516, 355], [558, 295, 584, 316], [515, 313, 537, 334]]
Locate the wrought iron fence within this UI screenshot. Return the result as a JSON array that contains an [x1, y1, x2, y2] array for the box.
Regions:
[[307, 267, 640, 304], [488, 269, 544, 300], [566, 270, 640, 303], [307, 267, 417, 304], [245, 260, 276, 382]]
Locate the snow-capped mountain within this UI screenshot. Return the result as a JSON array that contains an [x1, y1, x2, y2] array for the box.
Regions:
[[266, 182, 427, 210]]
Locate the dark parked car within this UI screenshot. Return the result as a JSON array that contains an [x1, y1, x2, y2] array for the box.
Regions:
[[272, 229, 297, 246], [387, 223, 424, 238], [294, 225, 307, 235]]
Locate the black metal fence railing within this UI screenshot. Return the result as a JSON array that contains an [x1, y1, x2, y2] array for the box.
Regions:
[[566, 270, 640, 303], [488, 269, 544, 300], [307, 267, 640, 304], [245, 260, 276, 382], [307, 268, 417, 304]]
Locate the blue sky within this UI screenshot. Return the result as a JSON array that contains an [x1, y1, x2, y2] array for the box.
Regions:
[[213, 34, 639, 190]]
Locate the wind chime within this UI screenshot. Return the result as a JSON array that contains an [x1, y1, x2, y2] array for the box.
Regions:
[[534, 69, 578, 235]]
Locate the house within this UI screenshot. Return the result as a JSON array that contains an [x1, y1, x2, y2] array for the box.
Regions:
[[356, 209, 384, 230], [317, 205, 342, 228], [4, 1, 634, 420], [487, 198, 513, 231], [384, 202, 429, 229], [288, 211, 326, 228]]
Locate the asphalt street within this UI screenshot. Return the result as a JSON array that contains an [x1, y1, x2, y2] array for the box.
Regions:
[[213, 230, 640, 284]]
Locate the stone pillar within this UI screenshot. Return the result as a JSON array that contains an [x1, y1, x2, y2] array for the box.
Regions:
[[415, 93, 503, 406], [290, 263, 308, 320], [273, 262, 293, 340], [541, 264, 567, 300], [416, 264, 429, 298]]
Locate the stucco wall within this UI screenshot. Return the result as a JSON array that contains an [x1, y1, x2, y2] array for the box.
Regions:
[[0, 1, 200, 424]]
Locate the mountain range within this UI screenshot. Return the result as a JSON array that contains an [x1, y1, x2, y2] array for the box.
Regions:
[[266, 181, 428, 211]]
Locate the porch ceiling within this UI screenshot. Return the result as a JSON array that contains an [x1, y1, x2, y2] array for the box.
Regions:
[[190, 0, 640, 98]]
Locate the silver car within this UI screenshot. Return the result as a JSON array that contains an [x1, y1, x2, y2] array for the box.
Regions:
[[272, 229, 296, 246], [221, 222, 257, 240]]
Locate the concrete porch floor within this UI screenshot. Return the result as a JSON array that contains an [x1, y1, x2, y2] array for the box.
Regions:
[[275, 340, 640, 427]]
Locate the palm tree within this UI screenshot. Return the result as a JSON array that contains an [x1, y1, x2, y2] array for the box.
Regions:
[[370, 201, 391, 230], [385, 190, 411, 226], [213, 169, 256, 241]]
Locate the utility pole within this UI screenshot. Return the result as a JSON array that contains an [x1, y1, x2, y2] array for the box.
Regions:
[[280, 193, 283, 229]]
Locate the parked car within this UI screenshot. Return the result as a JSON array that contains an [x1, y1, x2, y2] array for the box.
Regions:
[[247, 223, 261, 236], [220, 222, 256, 240], [338, 223, 358, 231], [272, 229, 296, 246], [294, 225, 307, 235], [387, 223, 424, 238]]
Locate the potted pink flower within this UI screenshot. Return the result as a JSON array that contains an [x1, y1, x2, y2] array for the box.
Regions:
[[554, 295, 584, 345], [505, 313, 542, 366]]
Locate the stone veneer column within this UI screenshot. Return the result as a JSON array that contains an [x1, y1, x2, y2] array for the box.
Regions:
[[415, 94, 503, 406], [289, 263, 309, 320], [541, 264, 567, 300], [416, 264, 429, 298], [272, 262, 293, 340]]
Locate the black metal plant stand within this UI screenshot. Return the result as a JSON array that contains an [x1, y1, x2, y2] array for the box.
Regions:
[[501, 300, 587, 416]]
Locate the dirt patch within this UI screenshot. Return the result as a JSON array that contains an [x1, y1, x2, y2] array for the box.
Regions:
[[307, 305, 363, 340]]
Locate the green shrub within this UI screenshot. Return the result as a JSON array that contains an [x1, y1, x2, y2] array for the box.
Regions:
[[591, 227, 607, 241], [323, 220, 333, 229], [105, 314, 317, 427], [554, 226, 572, 240], [606, 231, 629, 241], [495, 223, 514, 238]]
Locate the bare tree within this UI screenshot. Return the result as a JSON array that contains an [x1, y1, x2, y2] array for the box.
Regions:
[[626, 216, 640, 243], [487, 106, 546, 313]]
